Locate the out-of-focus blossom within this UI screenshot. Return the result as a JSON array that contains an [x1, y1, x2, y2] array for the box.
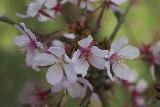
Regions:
[[33, 47, 77, 85], [18, 82, 50, 107], [17, 0, 64, 21], [72, 35, 109, 77], [140, 42, 160, 80], [121, 70, 148, 107], [105, 36, 140, 80], [89, 93, 103, 107], [52, 77, 93, 98], [52, 39, 65, 48], [62, 0, 95, 11], [63, 33, 76, 39], [14, 23, 43, 71]]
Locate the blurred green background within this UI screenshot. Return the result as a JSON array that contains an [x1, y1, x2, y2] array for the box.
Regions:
[[0, 0, 160, 107]]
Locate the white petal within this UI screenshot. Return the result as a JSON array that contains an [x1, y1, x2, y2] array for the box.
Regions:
[[38, 13, 51, 22], [63, 33, 76, 39], [111, 36, 128, 53], [33, 53, 56, 67], [51, 84, 64, 93], [152, 41, 160, 55], [27, 3, 42, 17], [118, 45, 140, 59], [26, 48, 38, 66], [48, 47, 65, 57], [136, 80, 148, 93], [112, 60, 131, 80], [105, 62, 114, 81], [128, 69, 138, 83], [111, 0, 127, 4], [89, 55, 106, 69], [45, 0, 57, 8], [63, 64, 77, 83], [36, 42, 44, 49], [91, 46, 109, 57], [74, 59, 89, 77], [14, 36, 29, 47], [72, 49, 81, 62], [52, 39, 64, 48], [67, 82, 86, 98], [46, 64, 63, 85], [90, 93, 103, 107], [78, 35, 93, 48]]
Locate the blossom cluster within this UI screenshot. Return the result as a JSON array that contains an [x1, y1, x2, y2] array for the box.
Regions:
[[14, 23, 140, 99]]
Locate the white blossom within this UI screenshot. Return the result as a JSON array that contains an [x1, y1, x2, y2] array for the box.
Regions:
[[72, 35, 109, 77], [105, 36, 140, 80], [14, 23, 43, 71], [33, 47, 77, 85], [52, 77, 93, 98]]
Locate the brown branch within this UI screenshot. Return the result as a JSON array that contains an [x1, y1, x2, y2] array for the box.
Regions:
[[108, 0, 133, 43]]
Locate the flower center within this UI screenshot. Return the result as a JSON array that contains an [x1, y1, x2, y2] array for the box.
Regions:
[[80, 48, 92, 60]]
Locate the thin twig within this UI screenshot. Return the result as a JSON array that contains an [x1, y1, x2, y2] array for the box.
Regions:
[[0, 16, 17, 25], [92, 1, 107, 35], [108, 0, 133, 43]]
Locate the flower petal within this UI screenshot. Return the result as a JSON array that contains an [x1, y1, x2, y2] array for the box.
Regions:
[[63, 64, 77, 83], [78, 35, 93, 48], [46, 64, 63, 85], [72, 49, 81, 62], [51, 84, 64, 93], [34, 53, 56, 67], [27, 3, 42, 17], [91, 46, 109, 57], [136, 80, 148, 93], [105, 62, 114, 81], [111, 36, 128, 53], [48, 47, 65, 57], [89, 55, 106, 69], [63, 33, 76, 39], [45, 0, 57, 8], [26, 48, 38, 66], [118, 45, 140, 59], [67, 82, 86, 98], [74, 59, 89, 77], [112, 60, 131, 80], [14, 36, 29, 47], [112, 0, 127, 4]]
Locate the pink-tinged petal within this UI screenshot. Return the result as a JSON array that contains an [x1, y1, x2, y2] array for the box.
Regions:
[[48, 47, 65, 57], [111, 0, 127, 4], [46, 64, 63, 85], [26, 48, 38, 66], [72, 49, 81, 62], [78, 35, 93, 48], [128, 69, 138, 83], [112, 60, 131, 80], [105, 62, 114, 81], [14, 36, 29, 47], [134, 96, 145, 106], [27, 3, 42, 17], [63, 33, 76, 39], [118, 45, 140, 59], [111, 36, 128, 53], [63, 64, 77, 83], [74, 59, 89, 77], [150, 65, 156, 80], [67, 82, 86, 98], [136, 80, 148, 93], [152, 41, 160, 55], [89, 55, 106, 69], [34, 53, 56, 67], [36, 42, 44, 49], [91, 46, 109, 57], [51, 84, 64, 93]]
